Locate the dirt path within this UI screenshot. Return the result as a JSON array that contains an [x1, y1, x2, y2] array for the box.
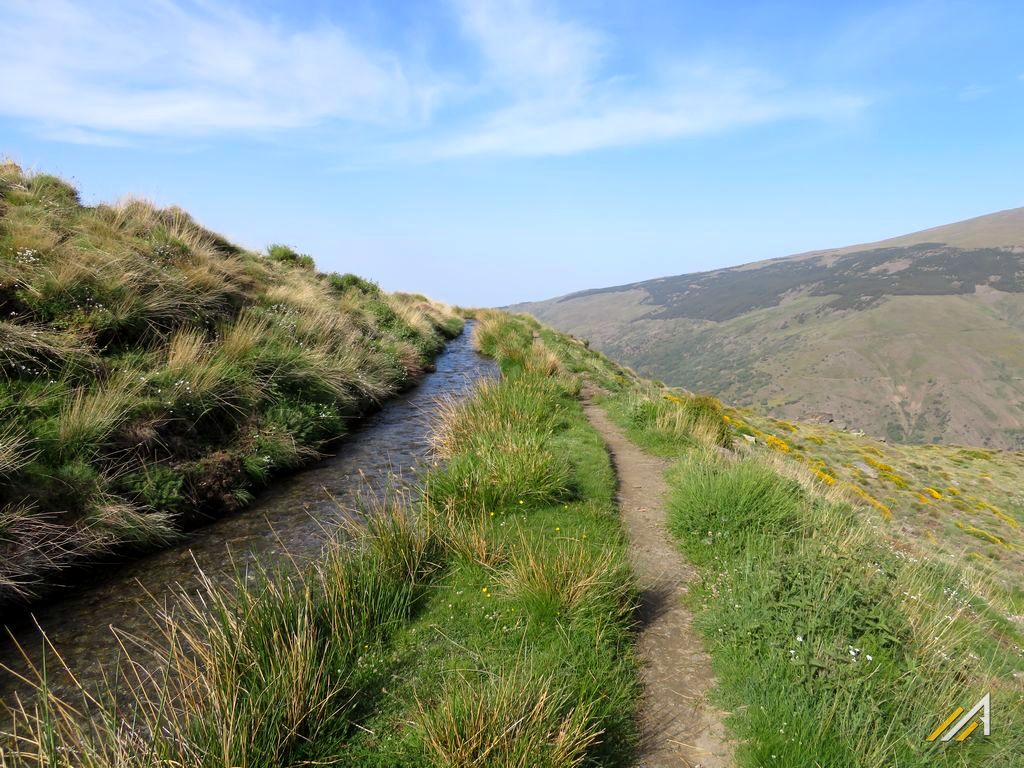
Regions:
[[582, 396, 732, 768]]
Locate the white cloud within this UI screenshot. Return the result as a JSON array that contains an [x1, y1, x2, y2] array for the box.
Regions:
[[0, 0, 440, 137], [0, 0, 866, 157], [440, 1, 865, 157], [436, 72, 865, 157], [453, 0, 603, 95]]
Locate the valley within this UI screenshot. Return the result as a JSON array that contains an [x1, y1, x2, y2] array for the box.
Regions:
[[514, 209, 1024, 448]]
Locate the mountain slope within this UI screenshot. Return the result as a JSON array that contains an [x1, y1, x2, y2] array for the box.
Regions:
[[513, 207, 1024, 448]]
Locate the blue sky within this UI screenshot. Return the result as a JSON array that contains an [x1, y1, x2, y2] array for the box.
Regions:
[[1, 0, 1022, 306]]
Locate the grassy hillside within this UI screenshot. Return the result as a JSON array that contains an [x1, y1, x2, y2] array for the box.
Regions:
[[5, 308, 1021, 766], [0, 162, 461, 603], [534, 321, 1024, 766], [513, 207, 1024, 448], [4, 312, 641, 767]]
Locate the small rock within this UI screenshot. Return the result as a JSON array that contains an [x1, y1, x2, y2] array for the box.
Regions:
[[853, 461, 879, 479]]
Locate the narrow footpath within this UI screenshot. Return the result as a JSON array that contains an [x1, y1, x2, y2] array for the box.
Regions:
[[582, 394, 733, 768]]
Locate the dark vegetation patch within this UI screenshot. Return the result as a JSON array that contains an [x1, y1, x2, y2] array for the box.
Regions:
[[565, 244, 1024, 322]]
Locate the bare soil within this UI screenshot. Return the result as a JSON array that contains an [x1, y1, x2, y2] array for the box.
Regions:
[[582, 395, 733, 767]]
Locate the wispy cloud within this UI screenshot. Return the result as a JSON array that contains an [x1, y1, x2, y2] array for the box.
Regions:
[[959, 84, 993, 101], [438, 0, 865, 157], [436, 88, 865, 158], [0, 0, 441, 138], [820, 1, 943, 69], [454, 0, 603, 95], [0, 0, 866, 157]]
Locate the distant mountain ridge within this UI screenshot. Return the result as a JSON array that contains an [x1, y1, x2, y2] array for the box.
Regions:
[[513, 207, 1024, 449]]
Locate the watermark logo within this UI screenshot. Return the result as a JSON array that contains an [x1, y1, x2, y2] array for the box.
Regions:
[[927, 693, 991, 743]]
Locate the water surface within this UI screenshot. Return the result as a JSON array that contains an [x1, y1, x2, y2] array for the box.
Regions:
[[0, 325, 496, 712]]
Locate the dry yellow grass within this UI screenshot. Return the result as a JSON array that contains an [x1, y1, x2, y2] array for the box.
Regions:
[[501, 533, 613, 614], [415, 669, 601, 768], [58, 373, 144, 455]]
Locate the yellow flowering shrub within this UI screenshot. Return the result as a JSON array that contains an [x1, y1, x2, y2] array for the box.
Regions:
[[762, 434, 791, 453], [955, 521, 1010, 548], [922, 487, 942, 500], [975, 499, 1021, 530], [880, 471, 908, 488], [849, 486, 893, 521], [864, 456, 895, 473], [814, 469, 836, 485]]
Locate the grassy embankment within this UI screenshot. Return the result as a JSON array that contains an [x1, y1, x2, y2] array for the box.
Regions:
[[4, 311, 641, 767], [538, 322, 1024, 767], [0, 162, 462, 602]]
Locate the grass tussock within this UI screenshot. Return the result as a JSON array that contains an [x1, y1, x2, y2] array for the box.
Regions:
[[501, 532, 633, 623], [618, 388, 732, 451], [0, 162, 462, 602], [430, 499, 509, 569], [666, 452, 804, 560], [56, 373, 144, 458], [425, 429, 573, 513], [415, 669, 601, 768], [426, 369, 575, 513]]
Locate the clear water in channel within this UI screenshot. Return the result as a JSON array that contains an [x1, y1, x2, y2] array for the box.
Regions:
[[0, 324, 497, 716]]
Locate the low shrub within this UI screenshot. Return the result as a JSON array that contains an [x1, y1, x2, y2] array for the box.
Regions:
[[266, 243, 315, 269], [328, 272, 380, 295]]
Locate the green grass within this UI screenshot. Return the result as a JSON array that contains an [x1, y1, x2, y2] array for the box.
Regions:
[[497, 311, 1024, 766], [3, 312, 641, 767], [0, 161, 462, 601], [663, 450, 1023, 766], [733, 408, 1024, 589], [549, 320, 1024, 766]]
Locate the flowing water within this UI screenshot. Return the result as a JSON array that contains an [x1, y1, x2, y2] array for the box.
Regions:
[[0, 325, 496, 715]]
